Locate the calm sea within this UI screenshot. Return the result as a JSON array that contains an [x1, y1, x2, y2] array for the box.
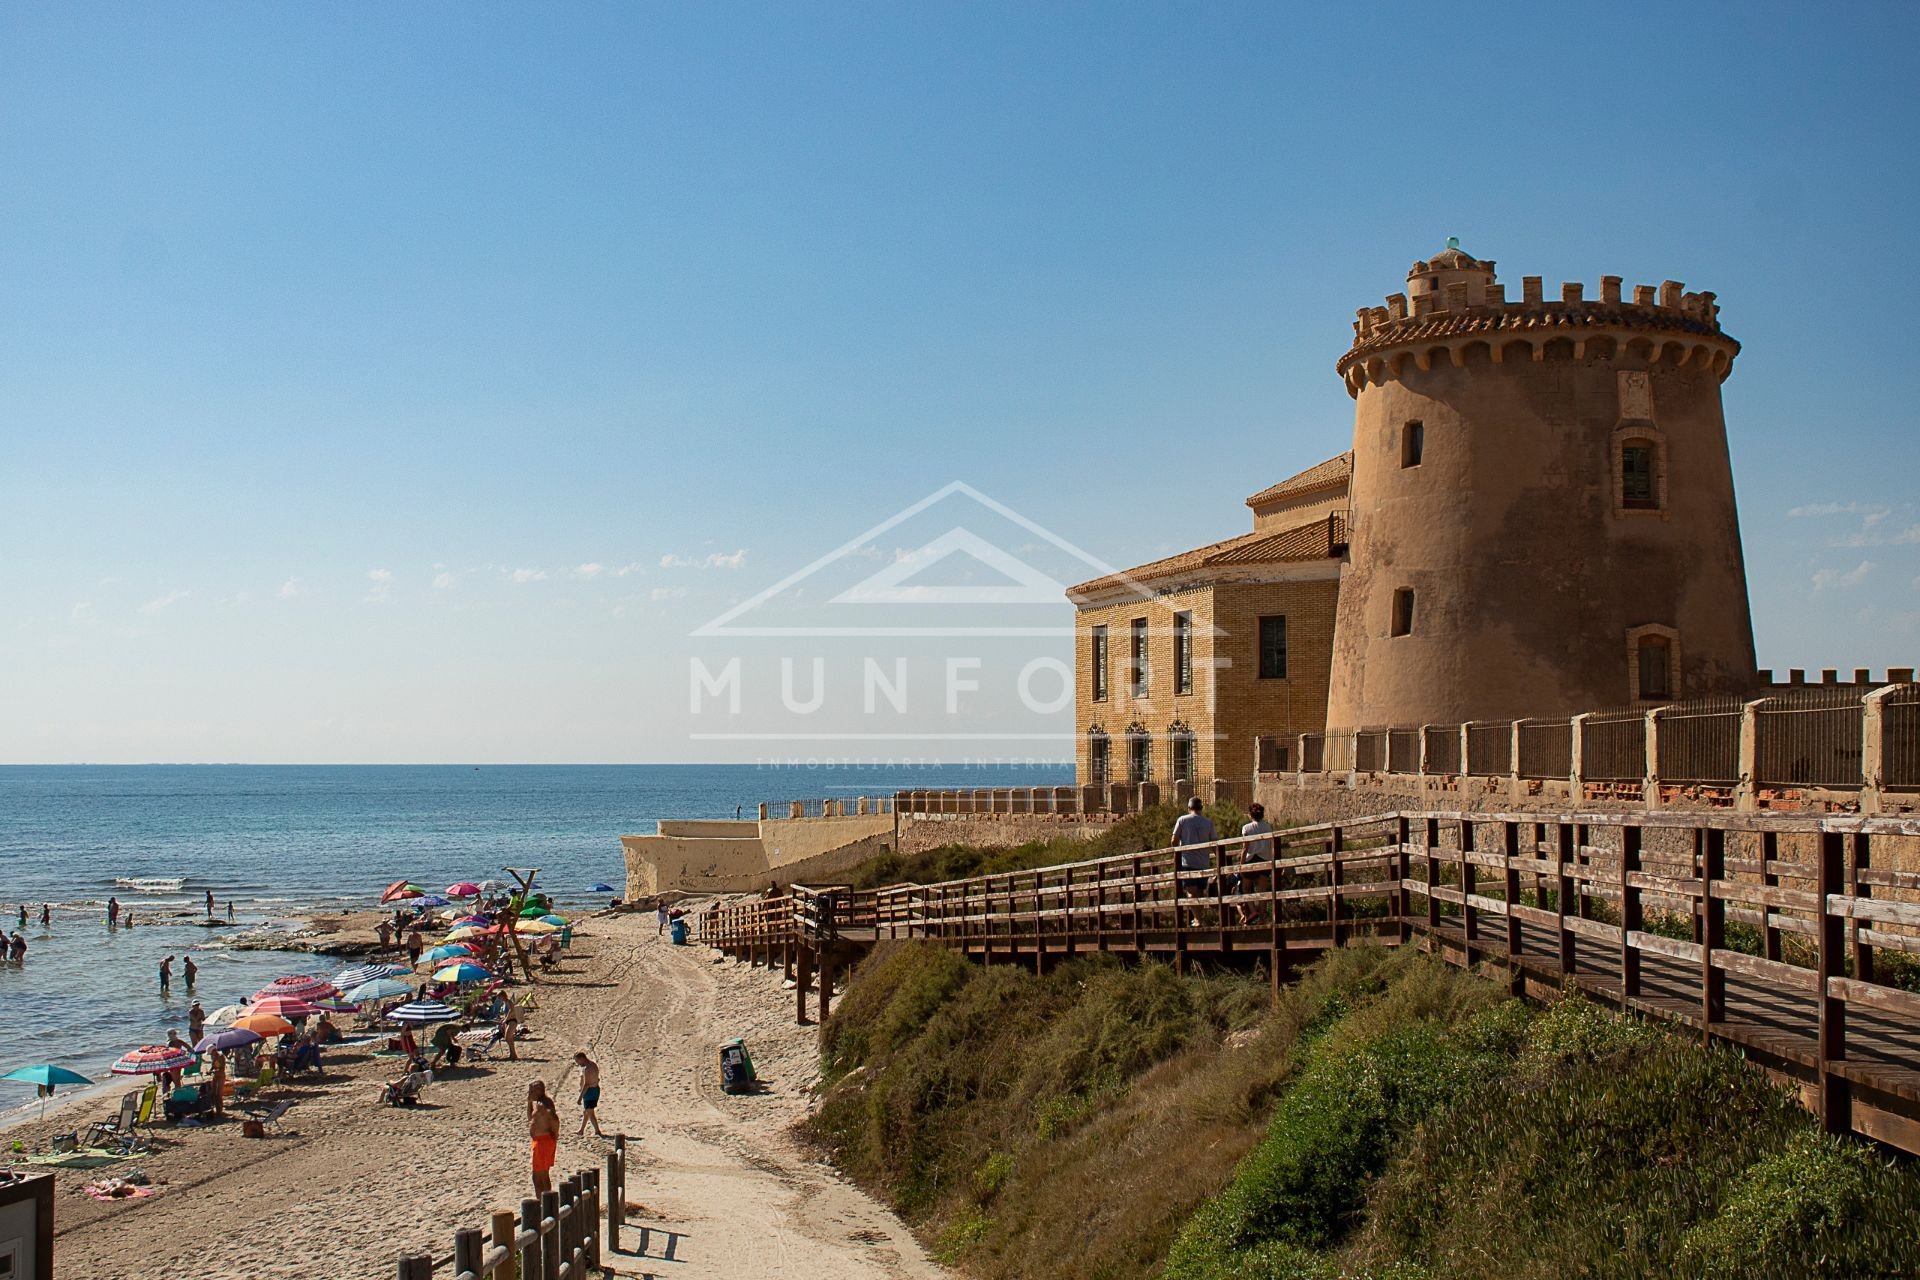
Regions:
[[0, 762, 1069, 1117]]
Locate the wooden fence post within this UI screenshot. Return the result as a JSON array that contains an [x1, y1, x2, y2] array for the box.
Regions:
[[1503, 821, 1523, 995], [1425, 817, 1441, 942], [1851, 832, 1875, 985], [519, 1198, 542, 1280], [491, 1210, 516, 1278], [1621, 824, 1643, 999], [1702, 826, 1726, 1033], [396, 1257, 432, 1280], [1460, 819, 1478, 960], [1556, 822, 1576, 983], [455, 1227, 482, 1278], [607, 1136, 625, 1255], [1761, 830, 1782, 962], [795, 946, 813, 1025], [1329, 825, 1345, 947], [1396, 816, 1412, 943], [541, 1189, 562, 1280], [1818, 829, 1852, 1136]]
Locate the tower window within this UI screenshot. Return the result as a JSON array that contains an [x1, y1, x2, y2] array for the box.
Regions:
[[1130, 618, 1149, 698], [1173, 612, 1193, 695], [1088, 730, 1111, 784], [1258, 615, 1288, 679], [1401, 420, 1424, 468], [1128, 729, 1153, 783], [1622, 441, 1658, 510], [1637, 634, 1672, 700], [1090, 626, 1109, 702], [1391, 588, 1416, 636], [1170, 730, 1195, 783]]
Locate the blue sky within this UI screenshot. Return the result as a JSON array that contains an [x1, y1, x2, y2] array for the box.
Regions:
[[3, 3, 1917, 763]]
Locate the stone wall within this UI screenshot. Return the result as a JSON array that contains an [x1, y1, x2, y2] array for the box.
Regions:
[[898, 813, 1112, 857]]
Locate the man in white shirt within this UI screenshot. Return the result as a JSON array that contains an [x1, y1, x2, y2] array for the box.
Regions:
[[1170, 797, 1218, 922], [1237, 803, 1276, 925]]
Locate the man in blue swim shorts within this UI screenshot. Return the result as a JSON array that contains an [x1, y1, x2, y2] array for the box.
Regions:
[[574, 1051, 604, 1137]]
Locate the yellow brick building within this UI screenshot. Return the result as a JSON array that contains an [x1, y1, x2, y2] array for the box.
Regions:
[[1067, 455, 1349, 789]]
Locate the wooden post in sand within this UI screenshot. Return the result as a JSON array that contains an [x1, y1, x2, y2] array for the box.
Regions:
[[819, 951, 836, 1023], [541, 1189, 562, 1280], [607, 1136, 625, 1254], [395, 1257, 431, 1280], [795, 946, 814, 1024], [519, 1197, 542, 1280], [491, 1210, 516, 1273]]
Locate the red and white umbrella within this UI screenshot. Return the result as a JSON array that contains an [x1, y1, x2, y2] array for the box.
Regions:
[[111, 1045, 196, 1076], [248, 994, 322, 1019], [256, 975, 338, 1002], [447, 882, 482, 898]]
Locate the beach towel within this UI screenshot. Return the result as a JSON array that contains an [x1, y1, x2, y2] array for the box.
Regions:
[[83, 1180, 155, 1203]]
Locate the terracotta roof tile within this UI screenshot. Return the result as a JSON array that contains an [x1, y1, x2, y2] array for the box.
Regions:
[[1244, 452, 1353, 509], [1068, 513, 1345, 599]]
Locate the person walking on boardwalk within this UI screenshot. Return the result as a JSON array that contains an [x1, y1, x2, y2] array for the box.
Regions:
[[1171, 797, 1218, 925], [159, 955, 173, 994], [528, 1081, 560, 1197], [1236, 803, 1277, 926], [574, 1052, 604, 1137]]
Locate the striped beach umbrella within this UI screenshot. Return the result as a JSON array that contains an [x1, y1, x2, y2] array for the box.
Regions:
[[257, 974, 339, 1001], [247, 994, 322, 1019], [309, 997, 361, 1013], [111, 1045, 196, 1076], [430, 961, 493, 985], [333, 963, 408, 990], [345, 977, 414, 1002], [385, 1000, 462, 1024]]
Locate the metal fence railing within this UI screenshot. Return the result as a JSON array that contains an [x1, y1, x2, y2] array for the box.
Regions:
[[1423, 724, 1460, 774], [1388, 728, 1420, 775], [1888, 686, 1920, 791], [1755, 686, 1867, 789], [1354, 729, 1387, 774], [1582, 709, 1648, 782], [1657, 696, 1745, 786], [1301, 733, 1325, 774], [1465, 722, 1511, 777], [1516, 719, 1573, 779]]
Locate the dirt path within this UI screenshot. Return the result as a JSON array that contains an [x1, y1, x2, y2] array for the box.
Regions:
[[37, 912, 940, 1279]]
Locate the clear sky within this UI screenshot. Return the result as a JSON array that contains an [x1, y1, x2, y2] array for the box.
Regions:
[[3, 3, 1918, 763]]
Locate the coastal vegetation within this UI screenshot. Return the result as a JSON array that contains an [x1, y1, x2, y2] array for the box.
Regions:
[[809, 939, 1920, 1279]]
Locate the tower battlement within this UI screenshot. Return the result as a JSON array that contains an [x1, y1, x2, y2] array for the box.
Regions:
[[1337, 249, 1738, 398]]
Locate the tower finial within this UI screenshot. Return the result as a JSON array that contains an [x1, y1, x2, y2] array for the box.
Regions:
[[1446, 235, 1460, 251]]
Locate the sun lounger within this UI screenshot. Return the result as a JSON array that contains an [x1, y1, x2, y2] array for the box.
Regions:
[[85, 1091, 142, 1152], [454, 1028, 502, 1061], [382, 1070, 432, 1107], [240, 1100, 294, 1132]]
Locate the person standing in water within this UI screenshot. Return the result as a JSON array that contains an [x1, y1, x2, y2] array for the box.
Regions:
[[183, 954, 198, 991], [204, 889, 214, 916], [107, 897, 120, 927], [159, 955, 173, 994], [39, 904, 49, 928]]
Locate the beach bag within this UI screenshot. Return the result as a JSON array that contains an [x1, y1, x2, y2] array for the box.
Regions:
[[670, 919, 689, 945], [719, 1040, 755, 1094]]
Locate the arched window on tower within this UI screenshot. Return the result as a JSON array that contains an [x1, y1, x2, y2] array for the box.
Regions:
[[1621, 438, 1660, 510], [1087, 726, 1111, 785], [1636, 633, 1672, 700]]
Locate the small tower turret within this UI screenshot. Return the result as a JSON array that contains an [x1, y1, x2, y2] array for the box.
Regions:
[[1325, 245, 1756, 729]]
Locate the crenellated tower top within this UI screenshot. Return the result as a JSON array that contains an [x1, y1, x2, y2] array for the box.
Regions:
[[1335, 242, 1739, 398]]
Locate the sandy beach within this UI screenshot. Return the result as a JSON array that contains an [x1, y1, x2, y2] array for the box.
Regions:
[[7, 908, 942, 1280]]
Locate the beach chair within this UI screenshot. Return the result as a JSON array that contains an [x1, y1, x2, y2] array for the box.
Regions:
[[84, 1091, 143, 1153], [240, 1100, 294, 1134], [455, 1027, 502, 1062], [382, 1071, 431, 1107], [132, 1084, 161, 1142]]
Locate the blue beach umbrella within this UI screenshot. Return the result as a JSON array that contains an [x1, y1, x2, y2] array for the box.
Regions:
[[345, 978, 413, 1003], [537, 915, 568, 927], [413, 895, 451, 908], [386, 1000, 462, 1024], [424, 944, 473, 964], [2, 1064, 95, 1123], [590, 883, 616, 893]]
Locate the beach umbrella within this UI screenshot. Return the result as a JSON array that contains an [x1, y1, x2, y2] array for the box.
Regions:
[[230, 1013, 295, 1037], [591, 883, 616, 893], [537, 915, 568, 926], [333, 963, 408, 989], [309, 997, 361, 1014], [414, 894, 451, 908], [519, 905, 549, 918], [257, 974, 338, 1001], [477, 879, 504, 892], [385, 1000, 461, 1024], [425, 944, 474, 963], [430, 961, 493, 984], [444, 927, 486, 942], [447, 882, 481, 898], [345, 977, 413, 1003], [518, 920, 560, 935], [380, 880, 424, 903], [2, 1065, 94, 1122], [205, 1003, 246, 1024], [454, 914, 491, 926], [111, 1045, 195, 1077], [192, 1027, 263, 1055], [247, 995, 321, 1019]]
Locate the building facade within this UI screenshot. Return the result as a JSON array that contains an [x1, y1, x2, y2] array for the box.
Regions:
[[1069, 242, 1760, 788], [1068, 459, 1348, 788]]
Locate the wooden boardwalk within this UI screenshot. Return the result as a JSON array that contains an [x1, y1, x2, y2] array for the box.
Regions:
[[695, 807, 1920, 1155]]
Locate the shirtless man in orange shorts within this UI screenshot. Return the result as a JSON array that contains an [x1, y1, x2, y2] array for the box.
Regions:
[[528, 1081, 560, 1196]]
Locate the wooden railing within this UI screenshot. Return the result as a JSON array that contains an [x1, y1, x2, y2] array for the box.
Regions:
[[396, 1136, 621, 1279], [696, 808, 1920, 1153]]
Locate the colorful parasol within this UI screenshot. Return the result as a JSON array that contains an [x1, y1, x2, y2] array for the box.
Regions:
[[257, 974, 339, 1002], [111, 1045, 196, 1076], [385, 1001, 462, 1024], [230, 1013, 295, 1036]]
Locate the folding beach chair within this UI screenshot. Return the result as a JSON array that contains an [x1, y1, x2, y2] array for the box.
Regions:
[[84, 1091, 144, 1153]]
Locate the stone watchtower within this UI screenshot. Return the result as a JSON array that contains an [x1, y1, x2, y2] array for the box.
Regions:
[[1324, 244, 1757, 730]]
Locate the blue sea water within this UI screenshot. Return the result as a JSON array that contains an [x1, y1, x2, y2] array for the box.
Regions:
[[0, 762, 1069, 1115]]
